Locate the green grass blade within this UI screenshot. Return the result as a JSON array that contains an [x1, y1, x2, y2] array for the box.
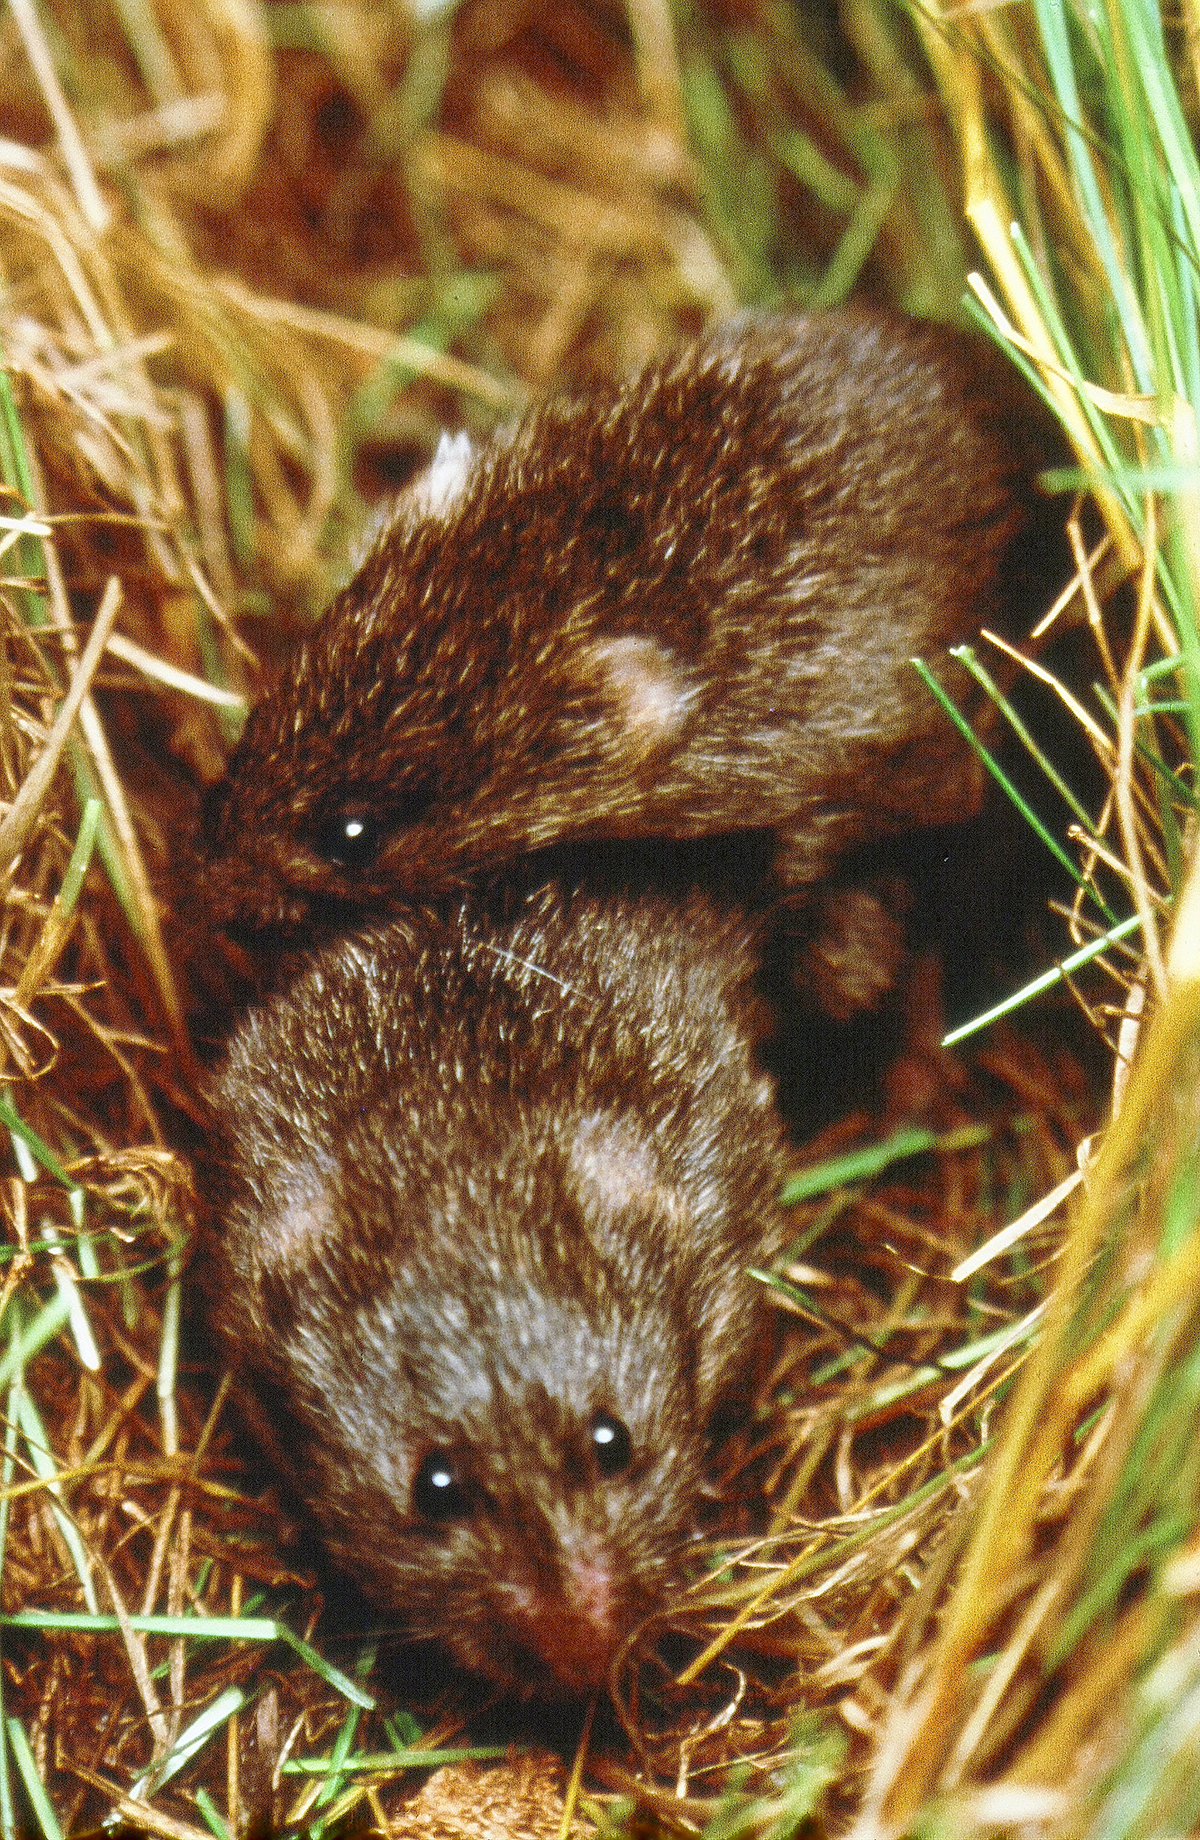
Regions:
[[780, 1124, 991, 1204], [3, 1719, 61, 1840], [942, 912, 1145, 1045]]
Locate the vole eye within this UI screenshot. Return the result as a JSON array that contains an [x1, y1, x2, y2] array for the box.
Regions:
[[412, 1449, 474, 1522], [590, 1413, 633, 1478], [311, 783, 438, 871], [311, 811, 380, 870]]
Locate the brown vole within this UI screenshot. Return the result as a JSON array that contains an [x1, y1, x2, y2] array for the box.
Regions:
[[199, 308, 1057, 937], [204, 885, 790, 1695]]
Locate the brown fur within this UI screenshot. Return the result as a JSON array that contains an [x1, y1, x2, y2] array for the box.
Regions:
[[200, 308, 1056, 935], [203, 886, 790, 1694]]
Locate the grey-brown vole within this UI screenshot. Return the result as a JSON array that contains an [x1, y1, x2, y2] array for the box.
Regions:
[[204, 885, 789, 1695], [200, 308, 1055, 937]]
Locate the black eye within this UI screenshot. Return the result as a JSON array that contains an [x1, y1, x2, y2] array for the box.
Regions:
[[590, 1413, 632, 1478], [311, 783, 438, 870], [312, 811, 380, 870], [412, 1449, 473, 1522]]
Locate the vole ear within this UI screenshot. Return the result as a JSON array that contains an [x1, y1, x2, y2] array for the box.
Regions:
[[578, 633, 698, 764], [567, 1112, 687, 1227], [249, 1157, 336, 1280]]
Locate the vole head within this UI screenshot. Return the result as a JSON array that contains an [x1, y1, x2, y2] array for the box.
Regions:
[[199, 422, 704, 935], [218, 1088, 754, 1693]]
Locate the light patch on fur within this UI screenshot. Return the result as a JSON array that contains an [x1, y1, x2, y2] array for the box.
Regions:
[[569, 1113, 686, 1225], [413, 429, 475, 518], [255, 1159, 334, 1272], [586, 634, 697, 763]]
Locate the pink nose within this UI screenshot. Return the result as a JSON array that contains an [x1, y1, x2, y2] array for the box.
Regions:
[[503, 1553, 621, 1693]]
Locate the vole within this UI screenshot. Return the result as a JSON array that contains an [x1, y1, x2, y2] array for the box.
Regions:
[[204, 885, 790, 1695], [199, 308, 1059, 938]]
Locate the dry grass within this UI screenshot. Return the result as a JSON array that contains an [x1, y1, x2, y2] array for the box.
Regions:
[[0, 0, 1189, 1835]]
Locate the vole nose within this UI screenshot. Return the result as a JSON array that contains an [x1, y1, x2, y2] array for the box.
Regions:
[[502, 1548, 624, 1693]]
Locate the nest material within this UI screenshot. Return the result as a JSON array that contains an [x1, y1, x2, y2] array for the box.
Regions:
[[0, 1, 1192, 1835]]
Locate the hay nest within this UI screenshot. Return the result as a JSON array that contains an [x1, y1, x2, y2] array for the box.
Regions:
[[0, 2, 1194, 1835]]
